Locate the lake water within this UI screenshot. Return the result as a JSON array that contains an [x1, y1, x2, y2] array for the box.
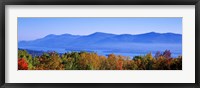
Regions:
[[19, 43, 182, 58]]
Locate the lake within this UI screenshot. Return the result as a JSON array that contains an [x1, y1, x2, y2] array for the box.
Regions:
[[19, 43, 182, 58]]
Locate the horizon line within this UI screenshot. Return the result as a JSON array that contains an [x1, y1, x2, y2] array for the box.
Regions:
[[42, 31, 182, 37], [44, 31, 182, 36], [18, 31, 182, 42]]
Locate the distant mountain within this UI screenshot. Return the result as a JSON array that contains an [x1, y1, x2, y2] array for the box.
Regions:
[[18, 32, 182, 49], [19, 33, 81, 48], [69, 32, 116, 46], [98, 32, 182, 43]]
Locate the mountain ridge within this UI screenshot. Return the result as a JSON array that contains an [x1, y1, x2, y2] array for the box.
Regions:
[[19, 32, 182, 48]]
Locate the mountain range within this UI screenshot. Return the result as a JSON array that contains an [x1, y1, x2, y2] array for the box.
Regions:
[[18, 32, 182, 49]]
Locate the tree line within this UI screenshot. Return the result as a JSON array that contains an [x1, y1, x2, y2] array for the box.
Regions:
[[18, 50, 182, 70]]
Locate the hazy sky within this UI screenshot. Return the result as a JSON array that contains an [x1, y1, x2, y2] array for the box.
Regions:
[[18, 17, 182, 41]]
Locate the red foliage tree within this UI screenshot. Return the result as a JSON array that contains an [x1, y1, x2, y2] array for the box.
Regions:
[[18, 58, 28, 70], [116, 60, 123, 70]]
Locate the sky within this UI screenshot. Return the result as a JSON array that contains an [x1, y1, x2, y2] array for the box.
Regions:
[[18, 17, 182, 41]]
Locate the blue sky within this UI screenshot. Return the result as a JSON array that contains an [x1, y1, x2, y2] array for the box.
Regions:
[[18, 17, 182, 41]]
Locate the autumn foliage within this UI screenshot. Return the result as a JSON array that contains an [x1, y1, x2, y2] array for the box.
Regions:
[[18, 58, 28, 70], [18, 50, 182, 70]]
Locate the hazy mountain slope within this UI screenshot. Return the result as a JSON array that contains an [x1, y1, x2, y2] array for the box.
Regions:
[[19, 32, 182, 49]]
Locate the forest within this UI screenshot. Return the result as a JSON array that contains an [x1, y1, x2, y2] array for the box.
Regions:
[[18, 50, 182, 70]]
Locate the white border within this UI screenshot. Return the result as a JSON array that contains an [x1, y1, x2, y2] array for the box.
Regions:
[[5, 5, 195, 83]]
